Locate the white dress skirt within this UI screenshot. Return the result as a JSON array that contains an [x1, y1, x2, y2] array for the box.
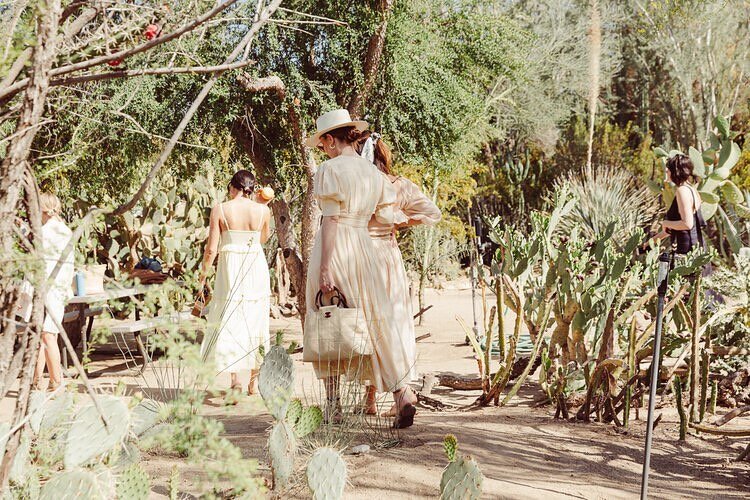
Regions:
[[42, 218, 75, 333], [200, 229, 271, 373]]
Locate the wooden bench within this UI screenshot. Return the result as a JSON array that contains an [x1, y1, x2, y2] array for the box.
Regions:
[[95, 311, 195, 376]]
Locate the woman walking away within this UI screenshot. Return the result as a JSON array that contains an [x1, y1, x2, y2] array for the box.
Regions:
[[356, 131, 441, 424], [200, 170, 272, 396], [33, 192, 75, 391], [653, 154, 705, 255], [304, 109, 397, 425]]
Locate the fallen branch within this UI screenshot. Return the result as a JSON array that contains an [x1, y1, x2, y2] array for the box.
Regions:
[[689, 423, 750, 437], [413, 305, 433, 320], [714, 405, 750, 427]]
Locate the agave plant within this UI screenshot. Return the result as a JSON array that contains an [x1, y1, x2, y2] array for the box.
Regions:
[[555, 165, 659, 244]]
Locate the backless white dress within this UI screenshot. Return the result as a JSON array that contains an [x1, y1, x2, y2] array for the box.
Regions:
[[200, 203, 270, 373]]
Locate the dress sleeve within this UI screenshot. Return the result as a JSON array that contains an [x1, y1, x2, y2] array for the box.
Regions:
[[396, 178, 441, 226], [374, 173, 396, 225], [314, 163, 344, 216]]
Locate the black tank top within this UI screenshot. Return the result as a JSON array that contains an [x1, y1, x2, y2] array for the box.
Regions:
[[665, 186, 704, 254]]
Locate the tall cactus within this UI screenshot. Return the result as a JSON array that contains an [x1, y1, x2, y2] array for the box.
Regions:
[[306, 447, 348, 500], [64, 395, 130, 469]]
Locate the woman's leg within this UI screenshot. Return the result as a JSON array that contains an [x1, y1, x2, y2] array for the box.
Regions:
[[248, 369, 259, 395], [33, 343, 47, 389], [41, 332, 62, 390], [361, 385, 377, 414], [230, 372, 241, 390]]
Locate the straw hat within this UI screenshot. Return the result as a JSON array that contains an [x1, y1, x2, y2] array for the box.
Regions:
[[305, 109, 368, 148]]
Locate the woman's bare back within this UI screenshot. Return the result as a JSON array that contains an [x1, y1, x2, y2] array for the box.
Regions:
[[220, 198, 269, 232]]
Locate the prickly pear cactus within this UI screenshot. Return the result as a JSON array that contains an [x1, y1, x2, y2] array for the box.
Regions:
[[131, 398, 161, 437], [30, 390, 74, 435], [259, 345, 295, 420], [9, 433, 30, 484], [306, 447, 347, 500], [443, 434, 458, 462], [286, 399, 303, 426], [116, 463, 151, 500], [64, 395, 130, 468], [439, 455, 484, 500], [40, 468, 114, 500], [269, 421, 297, 489], [294, 405, 323, 438], [0, 422, 9, 457], [112, 442, 141, 470]]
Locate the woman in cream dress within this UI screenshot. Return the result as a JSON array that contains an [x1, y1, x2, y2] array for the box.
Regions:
[[200, 170, 271, 395], [357, 131, 441, 419], [32, 192, 75, 391], [303, 109, 403, 424]]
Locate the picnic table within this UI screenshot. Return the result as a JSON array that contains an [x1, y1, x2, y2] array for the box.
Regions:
[[62, 284, 192, 377]]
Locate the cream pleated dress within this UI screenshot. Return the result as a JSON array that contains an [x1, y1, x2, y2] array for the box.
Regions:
[[201, 204, 270, 373], [368, 176, 441, 391], [305, 154, 396, 391]]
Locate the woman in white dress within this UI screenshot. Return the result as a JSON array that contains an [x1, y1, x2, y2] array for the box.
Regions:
[[356, 132, 441, 420], [33, 192, 75, 391], [199, 170, 272, 395]]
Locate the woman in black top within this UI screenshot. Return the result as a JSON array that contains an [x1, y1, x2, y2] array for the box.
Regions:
[[654, 154, 704, 254]]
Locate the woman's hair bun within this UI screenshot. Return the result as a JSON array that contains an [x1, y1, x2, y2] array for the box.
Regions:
[[325, 126, 363, 145], [229, 169, 256, 196]]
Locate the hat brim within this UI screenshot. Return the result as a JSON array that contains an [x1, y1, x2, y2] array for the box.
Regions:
[[305, 120, 369, 148]]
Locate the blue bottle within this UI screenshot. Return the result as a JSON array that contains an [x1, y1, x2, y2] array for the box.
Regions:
[[75, 271, 86, 296]]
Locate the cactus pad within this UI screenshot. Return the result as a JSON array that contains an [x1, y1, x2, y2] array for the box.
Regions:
[[443, 434, 458, 462], [0, 422, 9, 457], [116, 463, 151, 500], [287, 399, 303, 426], [440, 455, 484, 500], [40, 469, 114, 500], [294, 405, 323, 438], [131, 398, 161, 437], [30, 390, 73, 435], [64, 395, 130, 469], [269, 421, 297, 489], [259, 345, 295, 420], [9, 433, 30, 484], [306, 447, 347, 500]]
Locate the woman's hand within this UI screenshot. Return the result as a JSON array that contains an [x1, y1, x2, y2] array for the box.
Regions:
[[319, 268, 335, 293]]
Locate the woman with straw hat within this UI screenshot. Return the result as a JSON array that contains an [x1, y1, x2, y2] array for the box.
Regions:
[[304, 109, 420, 427]]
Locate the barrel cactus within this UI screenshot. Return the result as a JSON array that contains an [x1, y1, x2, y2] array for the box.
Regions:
[[269, 421, 297, 489], [259, 345, 295, 420], [439, 455, 484, 500], [306, 447, 347, 500], [64, 395, 130, 468], [116, 463, 151, 500]]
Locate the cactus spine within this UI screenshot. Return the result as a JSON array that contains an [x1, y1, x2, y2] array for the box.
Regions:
[[443, 434, 458, 462], [306, 447, 347, 500], [293, 406, 323, 438]]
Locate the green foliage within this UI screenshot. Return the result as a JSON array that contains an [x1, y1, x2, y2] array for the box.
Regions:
[[306, 447, 348, 500], [556, 166, 659, 243]]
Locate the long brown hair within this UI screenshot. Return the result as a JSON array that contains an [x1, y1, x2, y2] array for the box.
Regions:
[[322, 126, 364, 144], [355, 130, 393, 175]]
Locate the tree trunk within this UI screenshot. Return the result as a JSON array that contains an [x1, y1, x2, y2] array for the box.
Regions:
[[347, 0, 395, 118]]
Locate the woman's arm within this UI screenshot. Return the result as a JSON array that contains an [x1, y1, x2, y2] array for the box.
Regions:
[[319, 215, 338, 293], [661, 187, 695, 231], [394, 179, 441, 229], [199, 206, 221, 285], [260, 206, 271, 244]]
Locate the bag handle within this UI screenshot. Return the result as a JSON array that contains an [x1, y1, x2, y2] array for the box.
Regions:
[[315, 287, 349, 309]]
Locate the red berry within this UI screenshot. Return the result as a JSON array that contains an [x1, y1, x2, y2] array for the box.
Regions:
[[108, 58, 122, 67], [145, 24, 160, 40]]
